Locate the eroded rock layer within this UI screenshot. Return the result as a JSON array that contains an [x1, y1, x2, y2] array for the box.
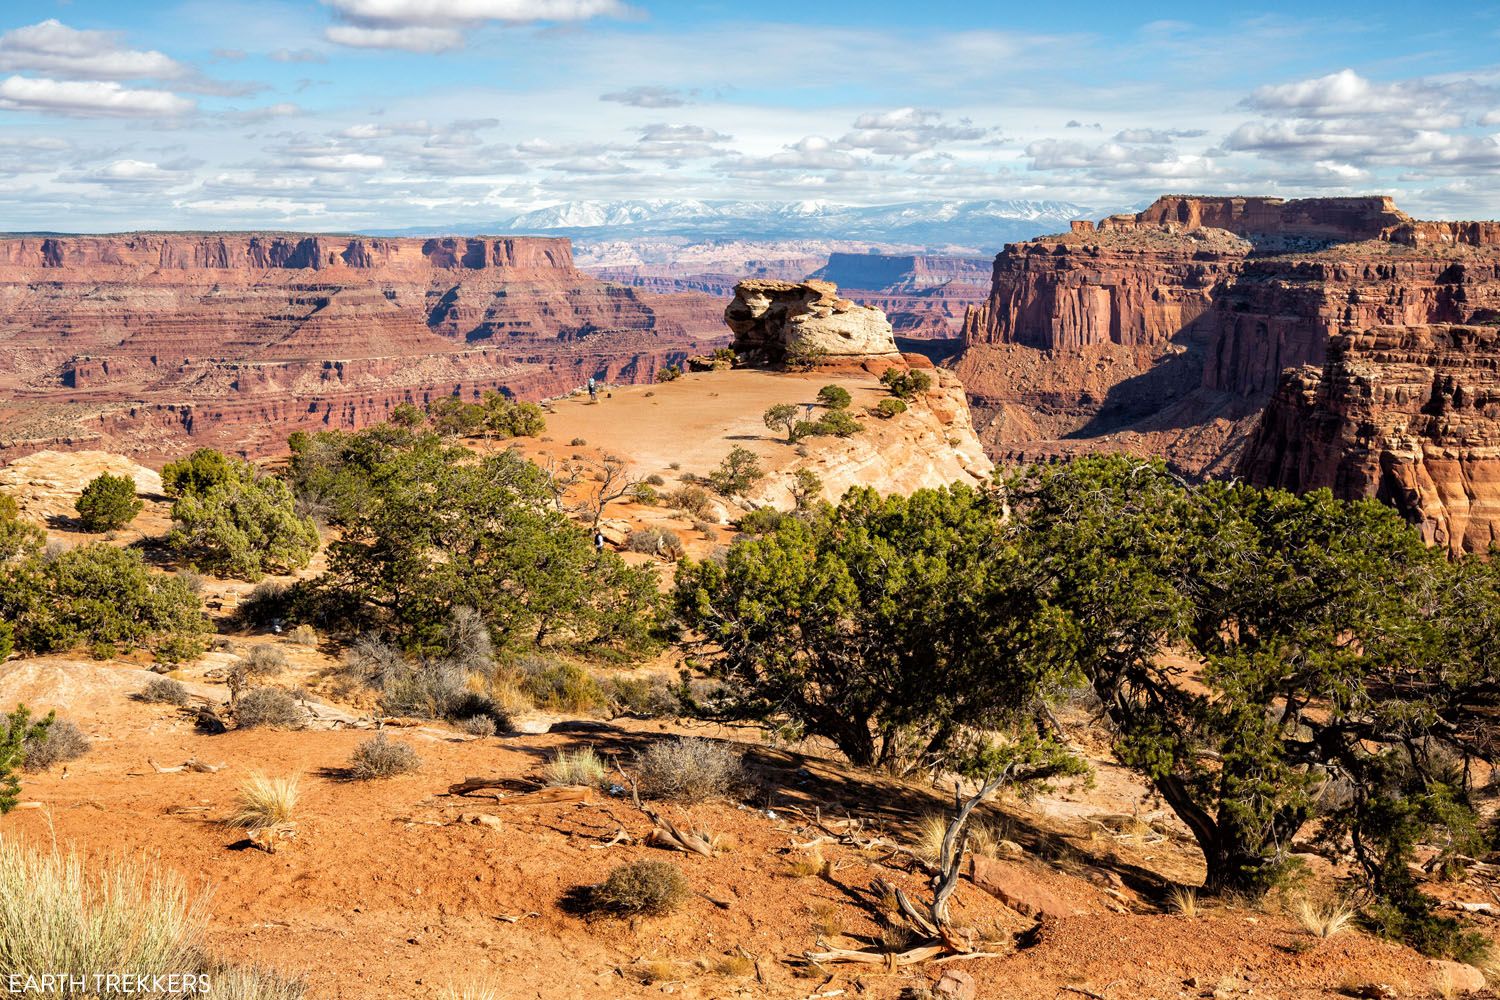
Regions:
[[0, 233, 725, 462], [725, 279, 900, 362], [954, 196, 1500, 544], [1239, 326, 1500, 554]]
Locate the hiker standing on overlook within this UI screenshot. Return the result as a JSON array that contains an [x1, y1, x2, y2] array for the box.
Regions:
[[587, 376, 597, 401]]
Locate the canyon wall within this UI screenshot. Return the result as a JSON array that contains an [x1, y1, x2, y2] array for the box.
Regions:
[[955, 195, 1500, 547], [1239, 326, 1500, 555], [0, 233, 725, 462]]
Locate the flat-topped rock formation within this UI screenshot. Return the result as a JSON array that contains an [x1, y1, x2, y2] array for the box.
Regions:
[[954, 195, 1500, 547], [725, 279, 902, 364], [0, 232, 725, 462]]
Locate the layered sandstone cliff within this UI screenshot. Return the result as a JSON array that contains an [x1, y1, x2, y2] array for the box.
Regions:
[[725, 279, 901, 363], [955, 197, 1500, 539], [0, 233, 725, 462], [1239, 326, 1500, 554]]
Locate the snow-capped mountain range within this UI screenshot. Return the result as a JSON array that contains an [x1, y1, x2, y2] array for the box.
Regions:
[[378, 199, 1092, 251]]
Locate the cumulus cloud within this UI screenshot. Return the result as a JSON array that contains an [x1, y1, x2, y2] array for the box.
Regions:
[[323, 0, 628, 51], [600, 85, 693, 108], [1113, 128, 1207, 144], [838, 107, 990, 157], [0, 20, 183, 80], [1242, 68, 1449, 120], [72, 158, 193, 185], [1025, 138, 1217, 181], [0, 75, 194, 117]]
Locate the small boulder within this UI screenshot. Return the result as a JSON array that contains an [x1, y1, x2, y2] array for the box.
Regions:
[[1430, 960, 1486, 995], [932, 969, 975, 1000]]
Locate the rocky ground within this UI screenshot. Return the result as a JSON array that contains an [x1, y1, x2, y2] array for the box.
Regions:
[[2, 366, 1498, 998]]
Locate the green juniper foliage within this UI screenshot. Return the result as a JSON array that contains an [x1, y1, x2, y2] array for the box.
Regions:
[[0, 705, 52, 813], [75, 473, 143, 532]]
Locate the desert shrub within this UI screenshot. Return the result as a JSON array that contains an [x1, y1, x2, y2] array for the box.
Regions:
[[630, 483, 659, 506], [75, 473, 143, 532], [707, 447, 765, 498], [459, 715, 497, 737], [645, 474, 666, 487], [0, 543, 209, 664], [570, 437, 587, 447], [546, 747, 606, 786], [242, 644, 287, 678], [634, 737, 744, 803], [287, 624, 317, 647], [167, 469, 319, 582], [790, 409, 863, 441], [442, 606, 494, 672], [875, 398, 907, 419], [348, 733, 422, 779], [235, 580, 291, 629], [667, 485, 713, 519], [656, 365, 681, 382], [784, 342, 827, 372], [589, 860, 690, 916], [517, 658, 604, 713], [816, 385, 852, 410], [340, 634, 408, 685], [0, 706, 50, 812], [0, 495, 44, 568], [789, 468, 824, 511], [379, 661, 485, 720], [235, 688, 305, 730], [17, 718, 89, 773], [735, 507, 783, 535], [141, 677, 191, 706], [879, 368, 933, 399], [604, 675, 682, 718], [229, 773, 299, 829], [626, 527, 684, 561]]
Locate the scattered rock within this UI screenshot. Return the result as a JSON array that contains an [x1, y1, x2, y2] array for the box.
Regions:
[[1430, 960, 1487, 995], [968, 855, 1094, 919], [932, 969, 975, 1000]]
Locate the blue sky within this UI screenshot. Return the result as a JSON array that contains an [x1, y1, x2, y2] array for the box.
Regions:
[[2, 0, 1499, 230]]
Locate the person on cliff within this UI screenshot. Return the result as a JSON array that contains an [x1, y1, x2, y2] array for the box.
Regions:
[[587, 377, 597, 401], [593, 528, 606, 554]]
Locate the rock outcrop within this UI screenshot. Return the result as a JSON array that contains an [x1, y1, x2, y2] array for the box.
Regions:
[[0, 233, 726, 462], [955, 195, 1500, 545], [1239, 326, 1500, 554], [725, 279, 901, 363], [808, 253, 991, 341]]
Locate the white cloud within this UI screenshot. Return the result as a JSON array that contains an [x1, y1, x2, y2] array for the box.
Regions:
[[323, 0, 627, 51], [0, 20, 183, 80], [324, 25, 463, 52], [600, 85, 692, 108], [0, 76, 194, 117], [294, 151, 386, 170]]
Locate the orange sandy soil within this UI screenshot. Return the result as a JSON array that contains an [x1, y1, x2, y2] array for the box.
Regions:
[[0, 405, 1494, 1000], [3, 647, 1478, 1000]]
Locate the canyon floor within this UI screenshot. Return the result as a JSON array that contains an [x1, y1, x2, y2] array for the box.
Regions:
[[0, 368, 1495, 999]]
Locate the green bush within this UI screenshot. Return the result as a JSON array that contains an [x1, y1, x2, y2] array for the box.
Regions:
[[763, 403, 801, 443], [0, 495, 44, 567], [631, 483, 659, 506], [791, 409, 864, 441], [784, 342, 827, 372], [874, 398, 907, 419], [735, 507, 784, 535], [75, 474, 142, 532], [161, 448, 250, 499], [707, 447, 765, 498], [0, 706, 51, 811], [656, 365, 682, 382], [0, 543, 209, 664], [167, 471, 319, 582], [879, 368, 933, 399], [816, 385, 852, 410], [604, 675, 682, 718], [589, 860, 690, 917]]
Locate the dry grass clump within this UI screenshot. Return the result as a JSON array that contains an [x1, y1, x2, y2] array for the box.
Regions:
[[1295, 897, 1355, 938], [667, 485, 713, 519], [546, 747, 606, 787], [708, 953, 754, 977], [241, 644, 287, 678], [287, 624, 318, 647], [0, 840, 207, 987], [459, 715, 497, 737], [1167, 885, 1200, 918], [589, 860, 690, 917], [911, 812, 1009, 865], [205, 965, 307, 1000], [785, 847, 831, 879], [348, 733, 422, 780], [18, 718, 91, 772], [229, 773, 300, 830], [512, 656, 604, 713], [141, 677, 191, 706], [442, 983, 498, 1000], [634, 737, 744, 804], [235, 688, 305, 730], [604, 675, 682, 718], [626, 527, 685, 561]]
